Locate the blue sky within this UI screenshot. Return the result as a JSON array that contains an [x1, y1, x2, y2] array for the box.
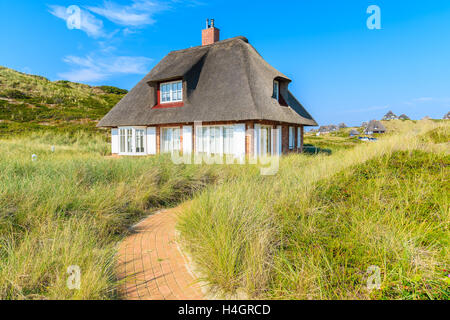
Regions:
[[1, 0, 450, 126]]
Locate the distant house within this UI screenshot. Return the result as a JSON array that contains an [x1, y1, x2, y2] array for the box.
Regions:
[[365, 120, 386, 134], [98, 20, 317, 157], [318, 125, 339, 134], [422, 116, 431, 120], [338, 123, 347, 129], [443, 112, 449, 120], [349, 129, 360, 137], [382, 111, 398, 121], [398, 114, 410, 120], [361, 122, 368, 128]]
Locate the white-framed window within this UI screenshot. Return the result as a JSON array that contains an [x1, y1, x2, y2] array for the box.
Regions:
[[260, 125, 272, 156], [197, 125, 234, 155], [289, 126, 295, 150], [161, 127, 181, 153], [119, 127, 146, 155], [273, 80, 279, 100], [160, 80, 182, 103], [223, 126, 234, 155]]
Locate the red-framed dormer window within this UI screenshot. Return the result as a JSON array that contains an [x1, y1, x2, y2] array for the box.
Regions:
[[153, 80, 184, 109]]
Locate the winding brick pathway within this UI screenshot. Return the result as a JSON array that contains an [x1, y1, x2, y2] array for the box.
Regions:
[[116, 206, 204, 300]]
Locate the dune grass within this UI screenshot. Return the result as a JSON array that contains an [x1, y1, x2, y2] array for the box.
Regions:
[[177, 120, 449, 299], [0, 132, 221, 299], [0, 120, 447, 300]]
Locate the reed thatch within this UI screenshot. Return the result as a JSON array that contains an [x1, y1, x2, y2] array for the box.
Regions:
[[98, 36, 317, 127], [365, 120, 386, 133]]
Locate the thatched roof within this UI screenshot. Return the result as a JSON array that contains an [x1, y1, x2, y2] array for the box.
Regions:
[[382, 111, 398, 121], [318, 125, 338, 133], [365, 120, 386, 133], [98, 36, 317, 127], [444, 111, 450, 120], [349, 129, 360, 136], [398, 114, 410, 120]]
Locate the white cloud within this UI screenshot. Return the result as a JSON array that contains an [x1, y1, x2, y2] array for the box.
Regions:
[[59, 55, 152, 83], [48, 5, 105, 38], [86, 0, 169, 27], [413, 97, 433, 103], [404, 97, 450, 106]]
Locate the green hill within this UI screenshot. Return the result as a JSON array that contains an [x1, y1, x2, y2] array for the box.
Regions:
[[0, 66, 126, 136]]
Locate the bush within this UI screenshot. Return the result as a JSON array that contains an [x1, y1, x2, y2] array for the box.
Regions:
[[96, 86, 128, 95]]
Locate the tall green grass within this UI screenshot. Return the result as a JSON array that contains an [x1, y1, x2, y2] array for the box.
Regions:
[[178, 121, 449, 299], [0, 133, 219, 299]]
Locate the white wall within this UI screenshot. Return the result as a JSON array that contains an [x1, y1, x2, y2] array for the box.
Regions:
[[147, 127, 156, 155], [111, 128, 119, 154]]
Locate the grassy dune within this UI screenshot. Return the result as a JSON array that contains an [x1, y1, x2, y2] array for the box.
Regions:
[[0, 120, 447, 300], [178, 120, 449, 299], [0, 132, 220, 299], [0, 66, 125, 136]]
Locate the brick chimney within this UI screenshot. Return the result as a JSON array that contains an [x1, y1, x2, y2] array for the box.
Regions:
[[202, 19, 220, 46]]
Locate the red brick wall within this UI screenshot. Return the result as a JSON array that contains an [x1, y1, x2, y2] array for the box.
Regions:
[[282, 125, 289, 154]]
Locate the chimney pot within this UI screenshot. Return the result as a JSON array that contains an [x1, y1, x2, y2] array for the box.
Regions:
[[202, 19, 220, 46]]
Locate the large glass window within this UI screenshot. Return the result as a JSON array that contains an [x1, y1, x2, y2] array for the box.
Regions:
[[126, 129, 133, 153], [161, 127, 181, 153], [135, 129, 145, 153], [119, 127, 146, 155], [289, 126, 295, 150], [197, 125, 234, 155], [120, 129, 126, 153], [223, 126, 234, 155], [160, 81, 182, 103]]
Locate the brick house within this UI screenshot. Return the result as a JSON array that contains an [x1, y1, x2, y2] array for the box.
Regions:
[[98, 20, 317, 158]]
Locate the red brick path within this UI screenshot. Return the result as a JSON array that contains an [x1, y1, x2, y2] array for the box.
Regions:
[[116, 207, 204, 300]]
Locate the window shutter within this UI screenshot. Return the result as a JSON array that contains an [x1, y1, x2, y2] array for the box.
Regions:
[[111, 128, 119, 154], [233, 123, 246, 163], [147, 127, 156, 155], [277, 125, 282, 155], [254, 124, 261, 157], [183, 126, 193, 154]]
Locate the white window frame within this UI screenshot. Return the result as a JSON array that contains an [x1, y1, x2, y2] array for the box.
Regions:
[[118, 127, 147, 156], [289, 126, 295, 150], [161, 127, 181, 154], [259, 125, 272, 157], [160, 80, 183, 104], [273, 80, 279, 100]]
